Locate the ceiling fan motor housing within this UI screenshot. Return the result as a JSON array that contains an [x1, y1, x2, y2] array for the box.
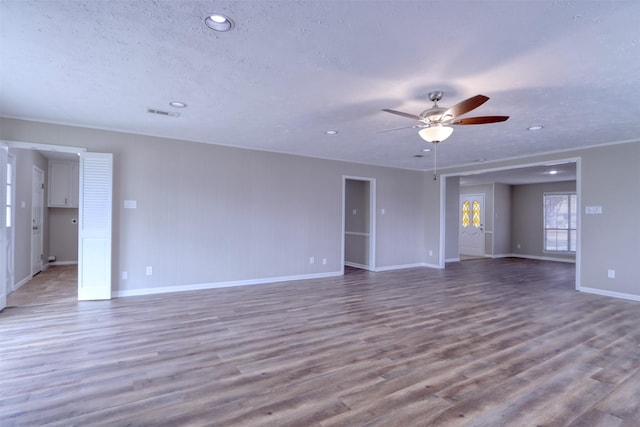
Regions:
[[420, 107, 448, 123]]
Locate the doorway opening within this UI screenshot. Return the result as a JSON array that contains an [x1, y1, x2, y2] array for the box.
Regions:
[[342, 176, 376, 272], [0, 140, 95, 308], [459, 193, 485, 259], [439, 158, 581, 290]]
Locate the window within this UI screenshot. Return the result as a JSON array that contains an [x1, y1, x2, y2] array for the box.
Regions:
[[461, 200, 470, 227], [461, 199, 482, 229], [544, 192, 576, 252]]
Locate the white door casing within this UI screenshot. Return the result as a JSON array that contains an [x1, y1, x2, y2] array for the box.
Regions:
[[5, 154, 15, 295], [342, 176, 376, 272], [78, 152, 113, 300], [31, 167, 44, 276], [459, 194, 485, 257], [0, 147, 7, 310]]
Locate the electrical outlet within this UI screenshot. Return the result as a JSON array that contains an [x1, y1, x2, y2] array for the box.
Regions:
[[122, 271, 128, 280], [309, 257, 314, 264], [607, 269, 615, 279], [146, 266, 153, 276], [322, 258, 327, 265], [429, 250, 433, 256]]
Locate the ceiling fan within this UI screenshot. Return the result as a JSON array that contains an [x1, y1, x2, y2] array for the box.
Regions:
[[381, 91, 509, 180], [381, 91, 509, 143]]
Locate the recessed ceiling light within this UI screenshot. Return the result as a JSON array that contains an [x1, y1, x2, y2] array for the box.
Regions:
[[169, 101, 187, 108], [325, 130, 338, 135], [422, 148, 432, 152], [527, 125, 543, 131], [549, 170, 559, 175], [205, 14, 234, 32]]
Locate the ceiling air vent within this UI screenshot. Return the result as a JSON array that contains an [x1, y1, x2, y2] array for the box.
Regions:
[[147, 108, 180, 117]]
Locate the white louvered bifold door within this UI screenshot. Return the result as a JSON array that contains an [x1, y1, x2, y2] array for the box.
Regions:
[[78, 152, 113, 300]]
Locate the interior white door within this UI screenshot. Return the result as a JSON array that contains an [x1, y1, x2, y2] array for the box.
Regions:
[[459, 194, 485, 257], [31, 167, 44, 276], [0, 147, 7, 311], [78, 152, 113, 300]]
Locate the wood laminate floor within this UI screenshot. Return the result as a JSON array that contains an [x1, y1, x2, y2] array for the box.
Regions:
[[2, 259, 640, 426], [6, 265, 77, 308]]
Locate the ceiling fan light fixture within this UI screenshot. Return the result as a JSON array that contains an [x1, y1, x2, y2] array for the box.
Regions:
[[418, 125, 453, 143]]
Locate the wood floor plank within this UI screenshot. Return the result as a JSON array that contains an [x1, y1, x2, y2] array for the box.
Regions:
[[2, 260, 640, 426]]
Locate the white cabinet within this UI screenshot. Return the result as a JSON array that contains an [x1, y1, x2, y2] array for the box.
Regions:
[[48, 160, 79, 208]]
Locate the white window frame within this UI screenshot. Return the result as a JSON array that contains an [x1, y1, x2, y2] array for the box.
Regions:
[[543, 192, 577, 253]]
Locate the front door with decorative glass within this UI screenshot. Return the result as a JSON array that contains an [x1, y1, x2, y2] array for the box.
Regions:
[[459, 194, 485, 257]]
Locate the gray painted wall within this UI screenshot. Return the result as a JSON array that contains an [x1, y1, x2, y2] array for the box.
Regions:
[[3, 118, 639, 300], [2, 118, 426, 294], [493, 183, 512, 256], [511, 181, 576, 261], [580, 142, 640, 296], [444, 176, 460, 261], [48, 208, 78, 263]]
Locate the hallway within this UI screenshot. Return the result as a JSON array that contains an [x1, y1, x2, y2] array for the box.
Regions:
[[6, 265, 77, 307]]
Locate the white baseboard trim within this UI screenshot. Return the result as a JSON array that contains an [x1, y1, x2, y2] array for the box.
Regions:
[[375, 262, 441, 271], [50, 261, 78, 266], [578, 286, 640, 302], [504, 254, 576, 263], [445, 257, 461, 263], [345, 262, 370, 270], [11, 265, 51, 293], [112, 271, 343, 298], [12, 275, 32, 292], [423, 262, 442, 269]]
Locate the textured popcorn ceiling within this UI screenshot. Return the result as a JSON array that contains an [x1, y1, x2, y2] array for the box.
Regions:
[[1, 0, 639, 171]]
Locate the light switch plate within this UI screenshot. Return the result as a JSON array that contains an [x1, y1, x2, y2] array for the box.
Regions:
[[585, 206, 603, 214]]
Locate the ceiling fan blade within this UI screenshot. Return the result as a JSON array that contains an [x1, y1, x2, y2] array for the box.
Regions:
[[450, 115, 509, 125], [381, 109, 421, 121], [443, 95, 489, 119], [377, 124, 427, 133]]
